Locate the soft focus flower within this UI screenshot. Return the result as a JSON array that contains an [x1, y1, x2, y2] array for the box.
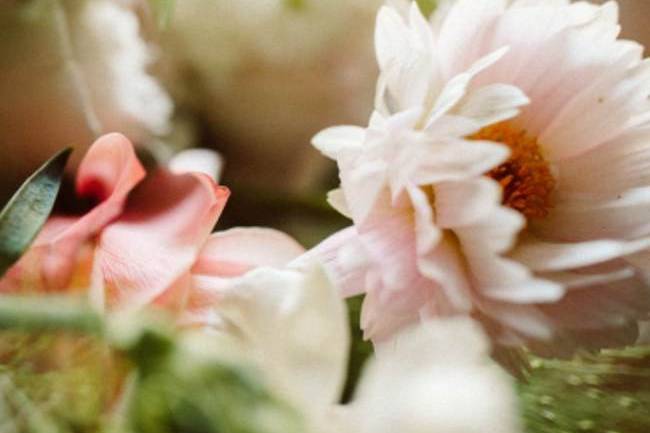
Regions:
[[163, 0, 380, 192], [0, 132, 228, 314], [311, 0, 650, 353], [0, 0, 172, 198], [0, 132, 311, 328], [205, 262, 521, 433]]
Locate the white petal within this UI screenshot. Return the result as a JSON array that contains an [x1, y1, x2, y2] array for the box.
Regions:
[[168, 148, 223, 182], [542, 58, 650, 160], [194, 227, 305, 277], [455, 204, 524, 254], [312, 126, 365, 160], [541, 267, 636, 290], [218, 263, 349, 412], [417, 234, 473, 313], [436, 0, 508, 78], [454, 83, 529, 128], [511, 237, 650, 272], [534, 187, 650, 242], [411, 138, 509, 185], [480, 301, 553, 339], [406, 185, 441, 255], [466, 249, 565, 303], [355, 318, 521, 433], [374, 5, 434, 112], [556, 128, 650, 197], [434, 178, 503, 228], [343, 160, 388, 224], [427, 47, 510, 124], [327, 188, 351, 218], [302, 227, 369, 298]]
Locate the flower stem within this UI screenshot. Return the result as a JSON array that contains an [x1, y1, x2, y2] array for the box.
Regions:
[[0, 296, 103, 336], [52, 0, 103, 138]]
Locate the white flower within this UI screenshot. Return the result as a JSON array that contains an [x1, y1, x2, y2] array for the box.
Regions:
[[79, 0, 172, 137], [349, 318, 521, 433], [206, 261, 520, 433], [0, 0, 172, 192], [164, 0, 380, 192], [311, 0, 650, 353]]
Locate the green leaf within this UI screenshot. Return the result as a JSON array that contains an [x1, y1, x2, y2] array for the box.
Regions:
[[520, 346, 650, 433], [416, 0, 437, 17], [0, 148, 71, 278], [284, 0, 306, 11], [148, 0, 175, 29]]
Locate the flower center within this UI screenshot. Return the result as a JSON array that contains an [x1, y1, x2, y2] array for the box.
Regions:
[[470, 122, 555, 220]]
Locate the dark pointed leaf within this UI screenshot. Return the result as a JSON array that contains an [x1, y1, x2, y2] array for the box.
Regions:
[[0, 148, 71, 277]]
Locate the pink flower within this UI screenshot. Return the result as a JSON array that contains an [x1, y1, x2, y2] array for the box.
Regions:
[[0, 133, 304, 325], [310, 1, 650, 354]]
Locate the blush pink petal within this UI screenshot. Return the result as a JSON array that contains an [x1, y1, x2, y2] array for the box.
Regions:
[[178, 227, 305, 329], [95, 170, 229, 310], [3, 133, 145, 292], [192, 227, 305, 277], [303, 226, 369, 298]]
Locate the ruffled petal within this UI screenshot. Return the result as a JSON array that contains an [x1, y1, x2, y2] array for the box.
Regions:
[[96, 170, 229, 310], [555, 128, 650, 198], [168, 148, 224, 182], [375, 3, 436, 113], [534, 187, 650, 242], [312, 126, 365, 161], [511, 236, 650, 272], [6, 133, 145, 291], [304, 227, 369, 299], [216, 263, 349, 414], [192, 227, 305, 277]]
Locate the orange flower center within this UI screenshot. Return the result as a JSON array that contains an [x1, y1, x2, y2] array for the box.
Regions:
[[470, 122, 555, 220]]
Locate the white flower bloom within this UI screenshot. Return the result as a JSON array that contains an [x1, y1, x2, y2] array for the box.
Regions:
[[311, 0, 650, 353], [79, 0, 172, 137], [207, 261, 520, 433], [349, 318, 521, 433], [164, 0, 380, 192], [0, 0, 172, 194]]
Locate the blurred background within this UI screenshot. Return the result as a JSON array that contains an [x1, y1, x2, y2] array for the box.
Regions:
[[1, 0, 649, 246]]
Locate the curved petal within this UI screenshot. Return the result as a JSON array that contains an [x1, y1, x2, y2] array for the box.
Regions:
[[303, 227, 369, 299], [217, 263, 349, 415], [511, 236, 650, 272], [96, 169, 229, 310], [192, 227, 305, 277], [356, 318, 520, 433], [534, 187, 650, 242], [168, 148, 224, 182], [7, 133, 145, 292], [312, 126, 365, 161]]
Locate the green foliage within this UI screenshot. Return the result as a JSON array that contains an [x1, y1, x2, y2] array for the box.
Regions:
[[111, 317, 305, 433], [129, 357, 303, 433], [284, 0, 306, 11], [341, 295, 373, 403], [520, 347, 650, 433], [0, 148, 70, 278], [0, 332, 114, 433], [147, 0, 175, 28], [416, 0, 437, 17], [2, 296, 650, 433], [0, 296, 103, 335]]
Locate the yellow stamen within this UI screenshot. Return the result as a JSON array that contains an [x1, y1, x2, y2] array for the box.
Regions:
[[470, 122, 555, 220]]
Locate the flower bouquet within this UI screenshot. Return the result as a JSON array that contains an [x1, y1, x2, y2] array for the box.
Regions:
[[0, 1, 649, 433]]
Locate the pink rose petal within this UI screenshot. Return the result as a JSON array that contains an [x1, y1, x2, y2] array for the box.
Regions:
[[97, 169, 229, 310]]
